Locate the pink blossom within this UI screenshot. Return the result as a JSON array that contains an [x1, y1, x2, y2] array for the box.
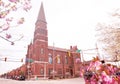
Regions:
[[6, 34, 11, 39], [23, 1, 32, 12], [6, 17, 13, 22], [101, 71, 113, 84], [112, 78, 119, 84], [9, 0, 18, 3], [94, 61, 101, 67], [2, 23, 10, 31], [0, 10, 10, 18], [0, 0, 4, 6], [11, 5, 17, 11], [17, 18, 24, 24], [87, 61, 94, 71]]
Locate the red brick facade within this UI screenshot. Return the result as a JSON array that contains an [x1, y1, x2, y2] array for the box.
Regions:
[[2, 2, 81, 79]]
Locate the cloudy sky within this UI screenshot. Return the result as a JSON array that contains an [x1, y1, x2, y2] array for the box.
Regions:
[[0, 0, 120, 74]]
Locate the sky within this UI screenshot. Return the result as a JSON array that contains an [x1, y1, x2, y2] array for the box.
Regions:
[[0, 0, 120, 75]]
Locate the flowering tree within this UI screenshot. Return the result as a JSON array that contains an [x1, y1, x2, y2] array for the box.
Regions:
[[0, 0, 31, 45], [95, 9, 120, 62]]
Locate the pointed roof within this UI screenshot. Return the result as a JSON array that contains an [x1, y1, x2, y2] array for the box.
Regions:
[[37, 2, 46, 23]]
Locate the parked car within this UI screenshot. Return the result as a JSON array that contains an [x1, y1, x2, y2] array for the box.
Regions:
[[18, 75, 25, 80]]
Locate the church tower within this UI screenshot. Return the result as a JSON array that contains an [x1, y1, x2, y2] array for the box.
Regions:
[[33, 2, 48, 62], [6, 2, 81, 78]]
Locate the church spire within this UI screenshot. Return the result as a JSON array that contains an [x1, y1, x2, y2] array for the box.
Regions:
[[34, 2, 48, 43], [37, 2, 46, 23]]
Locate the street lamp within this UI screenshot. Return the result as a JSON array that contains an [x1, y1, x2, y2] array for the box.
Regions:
[[52, 42, 59, 79]]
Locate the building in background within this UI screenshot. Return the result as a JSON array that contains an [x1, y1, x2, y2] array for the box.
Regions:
[[1, 2, 81, 79]]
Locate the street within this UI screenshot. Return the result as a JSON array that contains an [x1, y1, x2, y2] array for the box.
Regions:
[[0, 77, 85, 84]]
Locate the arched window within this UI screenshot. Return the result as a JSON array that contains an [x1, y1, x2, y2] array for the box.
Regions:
[[65, 56, 68, 64], [48, 53, 52, 64], [57, 55, 60, 64], [40, 48, 44, 54]]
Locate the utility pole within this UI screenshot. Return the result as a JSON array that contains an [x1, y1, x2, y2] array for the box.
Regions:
[[52, 42, 55, 79]]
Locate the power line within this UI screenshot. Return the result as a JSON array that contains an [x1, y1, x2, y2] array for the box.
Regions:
[[0, 57, 24, 62]]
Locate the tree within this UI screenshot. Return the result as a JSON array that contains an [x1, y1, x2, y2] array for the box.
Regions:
[[0, 0, 31, 45], [96, 24, 120, 61], [95, 9, 120, 62]]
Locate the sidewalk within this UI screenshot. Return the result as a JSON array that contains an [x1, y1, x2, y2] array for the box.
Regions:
[[28, 77, 85, 84], [0, 77, 85, 84]]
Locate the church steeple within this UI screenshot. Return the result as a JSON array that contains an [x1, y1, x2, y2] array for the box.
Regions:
[[36, 2, 46, 23], [34, 2, 48, 43], [33, 2, 48, 61]]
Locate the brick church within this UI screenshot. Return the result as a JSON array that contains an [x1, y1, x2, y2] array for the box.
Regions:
[[3, 2, 81, 79]]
